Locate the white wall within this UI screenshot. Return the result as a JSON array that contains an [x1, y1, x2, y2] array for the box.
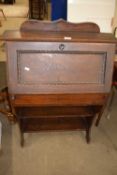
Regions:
[[68, 0, 116, 33]]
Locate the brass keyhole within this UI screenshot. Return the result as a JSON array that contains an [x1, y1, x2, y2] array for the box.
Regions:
[[59, 44, 65, 51]]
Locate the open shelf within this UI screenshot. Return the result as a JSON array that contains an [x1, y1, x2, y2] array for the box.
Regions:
[[20, 116, 92, 132], [16, 106, 95, 119]]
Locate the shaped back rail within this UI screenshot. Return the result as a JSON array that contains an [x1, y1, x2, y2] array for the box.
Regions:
[[20, 19, 100, 33]]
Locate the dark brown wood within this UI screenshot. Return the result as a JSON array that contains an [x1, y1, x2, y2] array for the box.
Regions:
[[15, 106, 97, 118], [17, 106, 96, 146], [113, 62, 117, 86], [2, 20, 117, 145], [6, 41, 115, 95], [20, 19, 100, 33], [29, 0, 48, 20], [2, 20, 116, 43], [11, 94, 108, 107], [3, 31, 117, 44]]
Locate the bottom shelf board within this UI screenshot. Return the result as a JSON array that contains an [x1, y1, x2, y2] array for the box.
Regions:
[[20, 116, 92, 132]]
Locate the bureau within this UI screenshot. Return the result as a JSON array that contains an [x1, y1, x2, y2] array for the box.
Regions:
[[2, 20, 116, 146]]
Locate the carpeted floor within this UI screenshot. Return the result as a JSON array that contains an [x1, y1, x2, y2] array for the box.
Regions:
[[0, 62, 117, 175]]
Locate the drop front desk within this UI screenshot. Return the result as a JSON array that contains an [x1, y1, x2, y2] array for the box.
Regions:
[[3, 20, 117, 146]]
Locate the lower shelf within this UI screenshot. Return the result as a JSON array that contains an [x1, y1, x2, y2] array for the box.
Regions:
[[20, 116, 93, 132], [15, 106, 98, 145], [16, 106, 96, 132]]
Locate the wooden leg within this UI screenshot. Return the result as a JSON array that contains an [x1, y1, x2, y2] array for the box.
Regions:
[[86, 128, 91, 143], [85, 116, 96, 143], [20, 131, 24, 147]]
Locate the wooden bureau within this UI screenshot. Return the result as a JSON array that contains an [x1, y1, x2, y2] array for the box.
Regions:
[[2, 20, 117, 146]]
